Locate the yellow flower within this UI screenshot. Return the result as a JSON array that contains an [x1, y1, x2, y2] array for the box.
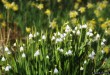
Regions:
[[45, 9, 51, 16], [0, 13, 3, 19], [69, 11, 78, 18], [37, 4, 44, 10], [1, 21, 6, 27], [98, 1, 108, 10], [78, 7, 86, 13], [74, 2, 79, 10], [104, 46, 109, 54], [49, 20, 57, 29], [31, 2, 36, 7], [87, 19, 96, 29], [77, 0, 82, 3], [26, 27, 31, 33], [71, 18, 78, 24], [87, 3, 93, 9], [57, 0, 61, 3], [101, 23, 107, 29], [94, 9, 100, 17], [4, 2, 12, 9], [98, 17, 104, 22], [11, 2, 18, 11]]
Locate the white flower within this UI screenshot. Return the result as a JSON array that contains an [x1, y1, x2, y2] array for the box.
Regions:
[[102, 38, 106, 42], [84, 60, 87, 64], [5, 47, 9, 52], [13, 43, 16, 46], [51, 36, 55, 40], [76, 30, 80, 35], [96, 34, 100, 39], [29, 33, 33, 39], [65, 25, 71, 32], [82, 24, 87, 29], [1, 57, 6, 61], [65, 50, 72, 55], [75, 27, 77, 30], [58, 32, 61, 36], [42, 35, 46, 40], [101, 50, 105, 54], [20, 46, 24, 52], [7, 51, 11, 54], [5, 65, 11, 71], [57, 48, 63, 52], [101, 42, 105, 46], [22, 53, 26, 58], [46, 55, 49, 59], [80, 67, 84, 70], [88, 51, 95, 59], [89, 28, 92, 33], [86, 32, 93, 37], [55, 38, 63, 43], [54, 68, 58, 74], [72, 30, 75, 34], [34, 50, 40, 57]]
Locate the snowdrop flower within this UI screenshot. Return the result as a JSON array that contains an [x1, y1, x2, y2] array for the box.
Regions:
[[46, 55, 49, 59], [42, 35, 46, 40], [96, 34, 100, 39], [101, 50, 105, 54], [88, 51, 95, 59], [51, 36, 55, 40], [22, 53, 26, 58], [1, 57, 6, 61], [57, 48, 63, 52], [65, 25, 71, 32], [29, 33, 33, 39], [58, 32, 61, 36], [5, 47, 9, 52], [72, 30, 75, 34], [60, 33, 66, 39], [82, 24, 87, 29], [101, 42, 105, 46], [13, 43, 16, 46], [34, 50, 40, 57], [5, 65, 11, 71], [76, 30, 80, 35], [7, 51, 11, 54], [89, 28, 92, 33], [75, 26, 78, 30], [102, 38, 106, 42], [80, 67, 84, 70], [86, 32, 93, 37], [55, 38, 63, 43], [65, 50, 72, 55], [54, 68, 58, 74], [84, 60, 87, 64], [20, 46, 24, 52]]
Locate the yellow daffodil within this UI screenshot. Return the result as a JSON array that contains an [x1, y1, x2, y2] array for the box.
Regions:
[[0, 13, 3, 19], [74, 2, 79, 10], [45, 9, 51, 16], [78, 7, 86, 13], [26, 27, 31, 33], [57, 0, 61, 3], [49, 20, 57, 29], [87, 3, 94, 9], [94, 9, 100, 17], [104, 46, 109, 54], [1, 21, 6, 27], [69, 11, 78, 18], [37, 4, 44, 10], [77, 0, 82, 3], [98, 17, 104, 22]]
